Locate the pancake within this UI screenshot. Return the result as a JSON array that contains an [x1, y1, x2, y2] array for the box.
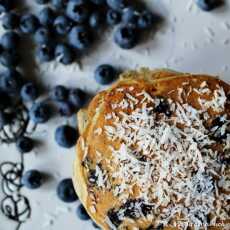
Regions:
[[73, 69, 230, 230]]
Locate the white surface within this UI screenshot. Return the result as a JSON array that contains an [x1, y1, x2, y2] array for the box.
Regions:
[[1, 0, 230, 230]]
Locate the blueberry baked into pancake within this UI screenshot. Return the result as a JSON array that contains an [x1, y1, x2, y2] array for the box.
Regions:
[[73, 69, 230, 230]]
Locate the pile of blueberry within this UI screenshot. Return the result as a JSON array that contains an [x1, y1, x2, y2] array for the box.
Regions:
[[0, 0, 158, 65]]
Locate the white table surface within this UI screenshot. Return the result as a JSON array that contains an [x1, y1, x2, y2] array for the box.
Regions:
[[1, 0, 230, 229]]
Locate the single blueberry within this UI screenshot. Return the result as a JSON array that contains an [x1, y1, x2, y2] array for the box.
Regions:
[[57, 102, 75, 117], [107, 9, 121, 25], [34, 28, 51, 44], [68, 25, 92, 50], [20, 14, 40, 34], [66, 2, 89, 23], [0, 50, 19, 67], [154, 98, 171, 116], [51, 85, 69, 102], [68, 88, 87, 108], [38, 7, 56, 27], [20, 82, 39, 101], [94, 64, 117, 85], [2, 12, 20, 30], [89, 12, 102, 28], [55, 125, 78, 148], [16, 136, 34, 153], [114, 24, 138, 49], [1, 32, 20, 50], [0, 69, 23, 94], [56, 178, 78, 203], [196, 0, 223, 11], [106, 0, 130, 12], [55, 43, 74, 65], [54, 15, 72, 35], [22, 170, 43, 189], [29, 102, 51, 124], [137, 10, 154, 29], [35, 0, 50, 4], [122, 7, 139, 27], [36, 43, 55, 62], [51, 0, 68, 10], [76, 204, 90, 220]]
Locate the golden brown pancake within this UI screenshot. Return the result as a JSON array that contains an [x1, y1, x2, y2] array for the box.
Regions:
[[73, 69, 230, 230]]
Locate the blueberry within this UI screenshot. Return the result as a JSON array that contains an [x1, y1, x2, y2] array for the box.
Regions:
[[196, 0, 223, 11], [94, 64, 117, 85], [2, 12, 20, 30], [22, 170, 43, 189], [55, 43, 74, 65], [89, 12, 102, 28], [0, 50, 19, 67], [137, 10, 154, 29], [76, 204, 90, 220], [106, 0, 130, 12], [114, 24, 138, 49], [154, 98, 171, 116], [68, 25, 92, 50], [51, 85, 69, 102], [39, 7, 56, 27], [20, 82, 39, 101], [0, 69, 23, 94], [51, 0, 68, 10], [29, 102, 51, 124], [54, 15, 72, 35], [36, 43, 55, 62], [107, 9, 121, 25], [1, 32, 20, 50], [35, 0, 50, 4], [20, 14, 40, 34], [90, 0, 105, 4], [55, 125, 78, 148], [56, 178, 78, 203], [16, 136, 34, 153], [122, 7, 139, 27], [66, 2, 89, 23], [34, 28, 51, 44], [107, 209, 121, 227], [69, 88, 87, 108], [57, 102, 75, 117], [0, 0, 12, 13]]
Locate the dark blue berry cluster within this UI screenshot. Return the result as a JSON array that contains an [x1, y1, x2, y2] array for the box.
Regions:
[[0, 0, 159, 67]]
